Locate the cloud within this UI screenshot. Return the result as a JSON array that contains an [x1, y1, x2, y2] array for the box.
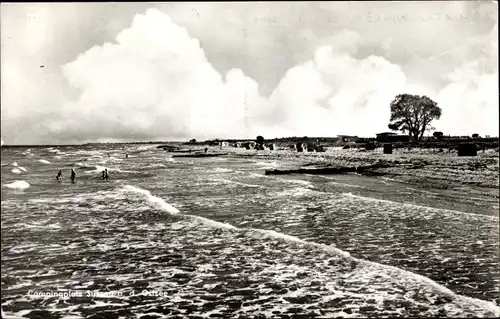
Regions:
[[43, 10, 409, 142], [43, 9, 266, 143], [435, 22, 499, 136], [265, 44, 407, 137], [1, 3, 498, 144]]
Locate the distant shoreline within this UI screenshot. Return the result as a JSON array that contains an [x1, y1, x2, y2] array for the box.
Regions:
[[2, 136, 499, 148]]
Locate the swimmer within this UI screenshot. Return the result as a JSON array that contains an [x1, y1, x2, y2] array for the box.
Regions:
[[56, 170, 62, 181], [104, 168, 109, 180], [71, 168, 76, 183]]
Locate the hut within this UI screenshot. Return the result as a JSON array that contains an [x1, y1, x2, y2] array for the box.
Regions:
[[266, 143, 276, 151], [296, 142, 305, 152], [242, 141, 256, 150], [458, 143, 477, 157], [383, 143, 393, 154]]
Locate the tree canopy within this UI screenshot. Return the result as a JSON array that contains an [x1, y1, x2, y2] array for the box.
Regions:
[[388, 94, 442, 141], [256, 136, 264, 145]]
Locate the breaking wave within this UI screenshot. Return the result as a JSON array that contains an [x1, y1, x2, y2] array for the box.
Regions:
[[120, 184, 499, 315], [3, 180, 30, 190]]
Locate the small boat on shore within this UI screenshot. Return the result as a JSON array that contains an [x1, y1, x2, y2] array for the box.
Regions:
[[167, 149, 205, 153], [172, 152, 228, 158]]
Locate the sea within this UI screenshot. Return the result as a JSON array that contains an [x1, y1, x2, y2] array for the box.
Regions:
[[1, 145, 499, 318]]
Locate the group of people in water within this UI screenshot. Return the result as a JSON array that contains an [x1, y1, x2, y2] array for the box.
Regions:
[[54, 152, 128, 182], [56, 169, 77, 182], [56, 168, 109, 183]]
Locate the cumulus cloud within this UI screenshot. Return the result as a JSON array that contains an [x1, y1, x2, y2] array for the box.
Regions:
[[1, 2, 498, 144], [49, 10, 410, 142], [47, 9, 266, 143]]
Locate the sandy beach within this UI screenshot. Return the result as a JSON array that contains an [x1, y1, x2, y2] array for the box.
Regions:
[[221, 145, 499, 190]]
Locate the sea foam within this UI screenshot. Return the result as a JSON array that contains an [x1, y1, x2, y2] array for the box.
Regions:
[[121, 183, 500, 316], [4, 181, 30, 190]]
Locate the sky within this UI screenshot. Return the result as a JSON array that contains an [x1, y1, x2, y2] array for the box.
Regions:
[[1, 1, 498, 144]]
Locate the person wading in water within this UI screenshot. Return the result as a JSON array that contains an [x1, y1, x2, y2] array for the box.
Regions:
[[71, 169, 76, 183], [56, 170, 63, 181], [101, 168, 109, 180]]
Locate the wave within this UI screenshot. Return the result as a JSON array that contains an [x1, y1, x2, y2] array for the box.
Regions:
[[306, 174, 367, 189], [38, 159, 51, 164], [254, 161, 279, 169], [275, 187, 317, 197], [212, 167, 233, 173], [212, 178, 264, 188], [11, 162, 18, 167], [122, 185, 180, 214], [11, 168, 21, 174], [146, 163, 167, 169], [3, 181, 30, 190], [84, 165, 107, 174], [342, 193, 499, 219], [1, 308, 25, 319], [119, 183, 500, 315], [83, 165, 136, 174]]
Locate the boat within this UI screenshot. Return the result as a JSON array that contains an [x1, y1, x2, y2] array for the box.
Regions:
[[167, 149, 205, 153], [172, 152, 228, 158]]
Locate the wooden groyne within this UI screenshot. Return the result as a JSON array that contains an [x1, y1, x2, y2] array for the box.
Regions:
[[172, 153, 228, 158], [264, 164, 393, 176]]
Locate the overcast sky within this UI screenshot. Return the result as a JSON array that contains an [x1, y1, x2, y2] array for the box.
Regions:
[[1, 1, 498, 144]]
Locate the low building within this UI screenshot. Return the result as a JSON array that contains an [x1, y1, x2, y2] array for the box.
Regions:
[[376, 132, 410, 143], [337, 135, 359, 143]]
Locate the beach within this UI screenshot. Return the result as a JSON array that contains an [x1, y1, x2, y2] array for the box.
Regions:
[[1, 144, 499, 318]]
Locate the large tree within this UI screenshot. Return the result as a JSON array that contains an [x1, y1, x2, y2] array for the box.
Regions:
[[388, 94, 442, 141]]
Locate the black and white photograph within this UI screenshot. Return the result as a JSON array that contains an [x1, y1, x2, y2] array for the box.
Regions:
[[1, 1, 499, 318]]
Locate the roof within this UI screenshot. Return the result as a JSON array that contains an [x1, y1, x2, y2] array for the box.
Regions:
[[376, 132, 397, 136]]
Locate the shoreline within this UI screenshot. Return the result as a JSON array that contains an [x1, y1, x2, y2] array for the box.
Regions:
[[218, 147, 499, 190]]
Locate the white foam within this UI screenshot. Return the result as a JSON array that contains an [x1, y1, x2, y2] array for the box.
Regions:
[[213, 167, 233, 173], [120, 183, 499, 314], [122, 185, 180, 214], [213, 178, 263, 188], [38, 159, 51, 164], [276, 187, 316, 197], [11, 162, 18, 167], [85, 165, 107, 174], [3, 180, 30, 190], [254, 161, 279, 169], [19, 166, 27, 172], [11, 168, 21, 174], [342, 193, 499, 219], [1, 308, 25, 319]]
